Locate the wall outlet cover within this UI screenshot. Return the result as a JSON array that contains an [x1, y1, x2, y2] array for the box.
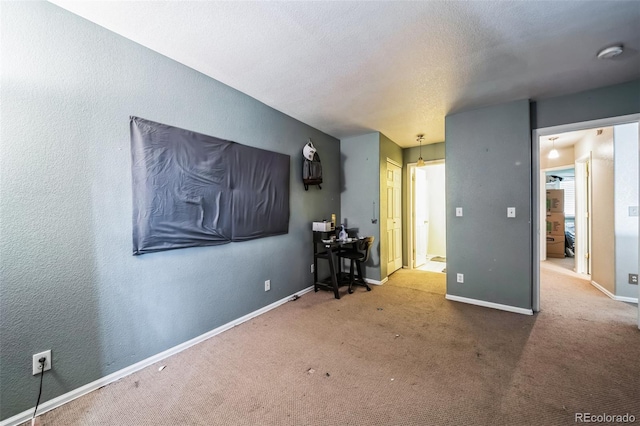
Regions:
[[456, 273, 464, 283], [629, 274, 638, 285], [455, 207, 463, 217], [32, 350, 52, 375]]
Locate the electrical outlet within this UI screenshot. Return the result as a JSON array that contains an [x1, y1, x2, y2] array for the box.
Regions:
[[311, 264, 314, 274], [456, 207, 463, 217], [32, 350, 52, 375], [264, 280, 271, 291], [629, 274, 638, 285], [507, 207, 516, 218], [456, 273, 464, 283], [629, 206, 639, 217]]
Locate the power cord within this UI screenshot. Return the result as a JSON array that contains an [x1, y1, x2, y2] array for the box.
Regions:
[[31, 357, 46, 426]]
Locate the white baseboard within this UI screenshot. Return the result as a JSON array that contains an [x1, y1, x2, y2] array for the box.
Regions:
[[616, 295, 639, 304], [365, 277, 388, 285], [0, 286, 315, 426], [445, 294, 534, 316], [591, 280, 639, 304]]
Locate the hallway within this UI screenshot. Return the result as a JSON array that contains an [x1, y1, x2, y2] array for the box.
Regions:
[[539, 258, 636, 321]]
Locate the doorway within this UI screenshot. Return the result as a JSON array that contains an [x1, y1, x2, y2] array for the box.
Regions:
[[532, 114, 640, 318], [542, 166, 581, 274], [407, 160, 446, 273]]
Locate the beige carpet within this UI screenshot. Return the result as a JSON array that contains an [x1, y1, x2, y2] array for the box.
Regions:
[[29, 263, 639, 425]]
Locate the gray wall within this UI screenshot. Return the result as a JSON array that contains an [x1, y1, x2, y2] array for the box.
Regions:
[[0, 2, 340, 420], [402, 143, 445, 266], [445, 100, 532, 309], [379, 133, 403, 279], [614, 123, 639, 299], [533, 80, 640, 129], [340, 133, 381, 281]]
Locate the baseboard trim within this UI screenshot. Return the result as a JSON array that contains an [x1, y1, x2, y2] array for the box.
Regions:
[[0, 286, 315, 426], [365, 277, 388, 285], [616, 295, 639, 304], [591, 280, 639, 304], [445, 294, 534, 316]]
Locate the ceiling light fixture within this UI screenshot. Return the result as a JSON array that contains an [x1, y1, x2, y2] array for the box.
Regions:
[[548, 137, 559, 159], [416, 134, 425, 167], [597, 45, 623, 59]]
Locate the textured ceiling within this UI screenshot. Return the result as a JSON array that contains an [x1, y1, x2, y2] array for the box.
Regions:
[[50, 1, 640, 147]]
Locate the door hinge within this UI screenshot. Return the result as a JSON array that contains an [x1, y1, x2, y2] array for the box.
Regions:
[[585, 252, 590, 259]]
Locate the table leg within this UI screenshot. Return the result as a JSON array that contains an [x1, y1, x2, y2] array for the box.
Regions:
[[326, 249, 340, 299]]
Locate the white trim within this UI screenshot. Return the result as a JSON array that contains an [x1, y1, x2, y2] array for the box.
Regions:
[[406, 164, 414, 269], [532, 127, 541, 312], [0, 286, 315, 426], [445, 294, 534, 316], [365, 277, 388, 285], [590, 280, 639, 304], [386, 157, 402, 168], [616, 296, 639, 304], [591, 280, 616, 299]]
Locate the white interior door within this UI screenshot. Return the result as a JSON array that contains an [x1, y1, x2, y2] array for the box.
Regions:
[[414, 167, 429, 267], [387, 161, 402, 274], [423, 163, 446, 257], [575, 158, 589, 274]]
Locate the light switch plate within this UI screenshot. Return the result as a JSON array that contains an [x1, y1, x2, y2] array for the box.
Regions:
[[455, 207, 463, 217], [507, 207, 516, 218], [629, 206, 639, 217]]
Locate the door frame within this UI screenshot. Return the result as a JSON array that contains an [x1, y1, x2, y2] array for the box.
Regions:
[[539, 164, 577, 263], [532, 113, 640, 313], [406, 159, 445, 270]]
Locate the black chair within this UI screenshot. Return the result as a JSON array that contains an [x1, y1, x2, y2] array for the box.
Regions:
[[337, 236, 374, 294]]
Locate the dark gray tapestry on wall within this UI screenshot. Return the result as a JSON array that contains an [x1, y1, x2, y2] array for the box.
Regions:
[[130, 117, 290, 255]]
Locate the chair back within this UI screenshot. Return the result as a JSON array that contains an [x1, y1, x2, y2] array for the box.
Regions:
[[358, 236, 374, 263]]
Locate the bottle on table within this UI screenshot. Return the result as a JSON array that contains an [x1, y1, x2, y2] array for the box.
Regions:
[[338, 224, 347, 241]]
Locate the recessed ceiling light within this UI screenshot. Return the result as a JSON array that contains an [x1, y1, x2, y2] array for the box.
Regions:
[[597, 45, 623, 59]]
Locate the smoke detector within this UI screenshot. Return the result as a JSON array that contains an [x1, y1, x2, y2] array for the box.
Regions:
[[597, 45, 623, 59]]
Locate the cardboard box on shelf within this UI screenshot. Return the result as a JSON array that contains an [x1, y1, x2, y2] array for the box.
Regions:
[[546, 189, 564, 214], [546, 234, 565, 258], [546, 212, 565, 235]]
